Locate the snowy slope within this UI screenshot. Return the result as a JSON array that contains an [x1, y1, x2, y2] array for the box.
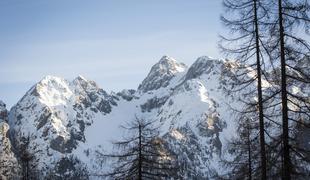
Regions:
[[9, 75, 119, 172], [7, 55, 243, 179]]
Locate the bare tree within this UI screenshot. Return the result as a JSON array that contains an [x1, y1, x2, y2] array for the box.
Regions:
[[104, 117, 177, 179], [19, 136, 34, 180], [261, 0, 310, 179], [220, 0, 273, 178], [221, 117, 260, 180], [221, 0, 310, 178], [15, 135, 40, 180]]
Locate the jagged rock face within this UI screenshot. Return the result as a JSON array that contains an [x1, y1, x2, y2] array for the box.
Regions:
[[138, 55, 187, 93], [45, 155, 89, 180], [185, 56, 221, 80], [0, 101, 8, 122], [80, 56, 239, 178], [9, 75, 119, 171], [116, 89, 136, 101], [0, 101, 20, 179], [7, 56, 242, 179]]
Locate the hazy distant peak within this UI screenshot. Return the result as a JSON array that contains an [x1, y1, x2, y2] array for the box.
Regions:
[[157, 55, 187, 72], [74, 75, 88, 82]]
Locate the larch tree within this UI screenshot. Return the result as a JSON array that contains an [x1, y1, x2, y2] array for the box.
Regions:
[[104, 117, 177, 179], [261, 0, 310, 179], [221, 117, 260, 180], [220, 0, 272, 178]]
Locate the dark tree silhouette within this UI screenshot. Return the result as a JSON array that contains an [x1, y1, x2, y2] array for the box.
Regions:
[[261, 0, 310, 179], [220, 0, 273, 178], [105, 117, 177, 179], [221, 117, 260, 180], [221, 0, 310, 179], [19, 136, 35, 180], [14, 135, 41, 180]]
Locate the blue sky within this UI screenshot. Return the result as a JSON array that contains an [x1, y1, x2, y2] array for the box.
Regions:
[[0, 0, 223, 108]]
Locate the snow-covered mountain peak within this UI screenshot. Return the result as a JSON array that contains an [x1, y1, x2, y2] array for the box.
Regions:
[[25, 75, 107, 108], [194, 56, 223, 67], [73, 75, 91, 86], [157, 55, 187, 73], [72, 75, 101, 94], [37, 75, 69, 89], [32, 75, 72, 107], [185, 56, 224, 80], [75, 75, 88, 81], [196, 55, 216, 61], [3, 55, 251, 178], [138, 56, 187, 93]]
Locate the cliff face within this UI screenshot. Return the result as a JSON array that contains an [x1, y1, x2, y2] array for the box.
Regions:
[[0, 101, 20, 179]]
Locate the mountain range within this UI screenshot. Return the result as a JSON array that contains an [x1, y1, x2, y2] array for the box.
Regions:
[[0, 55, 276, 179]]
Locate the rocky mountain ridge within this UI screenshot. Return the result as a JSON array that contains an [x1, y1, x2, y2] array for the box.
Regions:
[[1, 55, 245, 179]]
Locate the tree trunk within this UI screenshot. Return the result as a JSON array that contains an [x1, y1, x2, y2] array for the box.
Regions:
[[247, 119, 252, 180], [253, 0, 267, 179], [138, 123, 142, 180], [278, 0, 291, 179]]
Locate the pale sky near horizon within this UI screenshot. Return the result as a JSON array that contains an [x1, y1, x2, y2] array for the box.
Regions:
[[0, 0, 223, 108]]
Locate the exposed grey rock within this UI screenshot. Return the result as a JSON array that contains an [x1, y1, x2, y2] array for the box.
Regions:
[[0, 101, 8, 123], [138, 56, 187, 93], [50, 134, 78, 154], [117, 89, 136, 101], [185, 56, 221, 81], [163, 125, 218, 179], [36, 108, 52, 130], [73, 75, 118, 114], [97, 99, 112, 113], [140, 96, 169, 112], [0, 101, 20, 179], [46, 155, 89, 180], [30, 85, 41, 97]]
